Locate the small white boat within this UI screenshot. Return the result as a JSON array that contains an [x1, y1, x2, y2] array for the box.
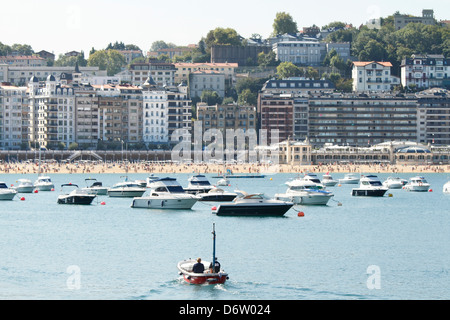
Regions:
[[302, 173, 325, 189], [404, 176, 430, 192], [382, 177, 404, 189], [352, 175, 388, 197], [443, 181, 450, 193], [131, 177, 198, 209], [0, 182, 18, 200], [107, 181, 147, 198], [57, 184, 97, 205], [198, 187, 237, 202], [275, 179, 334, 205], [82, 178, 108, 195], [322, 174, 338, 187], [34, 176, 55, 191], [339, 173, 360, 184], [216, 177, 230, 186], [13, 179, 35, 193], [184, 174, 215, 194]]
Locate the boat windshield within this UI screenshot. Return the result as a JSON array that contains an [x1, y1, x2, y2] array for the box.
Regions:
[[0, 183, 7, 188], [190, 180, 211, 186], [167, 186, 185, 193]]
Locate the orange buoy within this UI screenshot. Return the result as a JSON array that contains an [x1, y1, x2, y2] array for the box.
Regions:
[[297, 211, 305, 217], [100, 201, 106, 205], [51, 188, 55, 191], [338, 184, 341, 187]]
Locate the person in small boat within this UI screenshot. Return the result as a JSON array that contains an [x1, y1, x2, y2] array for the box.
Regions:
[[209, 259, 221, 273], [193, 258, 205, 273]]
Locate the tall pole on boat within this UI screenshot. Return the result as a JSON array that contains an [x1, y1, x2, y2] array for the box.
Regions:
[[212, 223, 216, 270]]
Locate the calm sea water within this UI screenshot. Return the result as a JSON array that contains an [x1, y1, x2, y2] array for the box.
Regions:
[[0, 171, 449, 300]]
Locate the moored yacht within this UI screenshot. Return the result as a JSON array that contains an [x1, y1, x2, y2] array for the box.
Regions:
[[131, 177, 198, 209], [184, 174, 215, 194], [351, 175, 388, 197], [274, 179, 334, 205], [57, 184, 97, 205], [34, 176, 55, 191], [322, 174, 338, 187], [0, 182, 18, 200], [382, 177, 404, 189], [339, 173, 360, 184], [82, 178, 108, 195], [404, 176, 431, 192], [13, 179, 35, 193], [302, 173, 325, 189], [197, 187, 237, 202], [107, 181, 147, 198], [213, 193, 293, 216]]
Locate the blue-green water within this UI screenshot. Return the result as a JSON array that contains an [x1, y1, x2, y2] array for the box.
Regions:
[[0, 172, 449, 300]]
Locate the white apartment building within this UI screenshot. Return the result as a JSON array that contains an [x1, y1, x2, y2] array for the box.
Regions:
[[129, 61, 176, 87], [352, 61, 400, 92], [28, 75, 76, 149], [0, 84, 28, 149], [400, 54, 449, 89]]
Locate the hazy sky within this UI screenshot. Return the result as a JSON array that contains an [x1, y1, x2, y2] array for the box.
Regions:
[[1, 0, 448, 57]]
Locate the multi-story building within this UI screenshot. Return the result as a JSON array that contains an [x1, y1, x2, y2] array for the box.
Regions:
[[189, 70, 226, 99], [0, 55, 45, 67], [273, 40, 324, 66], [394, 9, 436, 30], [400, 54, 450, 89], [0, 84, 28, 149], [28, 75, 76, 149], [416, 88, 450, 145], [73, 84, 100, 149], [129, 60, 176, 86], [141, 78, 191, 144], [116, 50, 143, 65], [174, 62, 237, 85], [196, 103, 257, 136], [352, 61, 400, 92], [260, 77, 335, 95], [258, 93, 293, 144], [307, 92, 418, 146]]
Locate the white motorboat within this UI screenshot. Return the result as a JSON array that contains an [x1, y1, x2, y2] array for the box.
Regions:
[[382, 177, 405, 189], [184, 174, 215, 194], [82, 178, 108, 195], [339, 173, 360, 184], [213, 193, 293, 216], [404, 176, 431, 192], [34, 176, 55, 191], [352, 175, 388, 197], [274, 179, 334, 205], [13, 179, 35, 193], [107, 181, 147, 198], [0, 182, 18, 200], [443, 181, 450, 193], [216, 177, 230, 186], [322, 174, 338, 187], [57, 184, 97, 205], [131, 177, 198, 209], [302, 173, 325, 189], [198, 187, 237, 202]]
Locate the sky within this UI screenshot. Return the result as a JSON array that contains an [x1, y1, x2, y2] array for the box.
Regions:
[[0, 0, 448, 58]]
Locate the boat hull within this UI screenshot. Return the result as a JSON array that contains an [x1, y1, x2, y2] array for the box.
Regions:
[[177, 260, 228, 285], [131, 197, 197, 209], [339, 179, 359, 184], [214, 203, 292, 216], [405, 186, 430, 192], [275, 194, 332, 205], [35, 184, 54, 191], [351, 188, 388, 197], [57, 195, 96, 205], [107, 190, 146, 197], [14, 186, 35, 193], [0, 192, 17, 200]]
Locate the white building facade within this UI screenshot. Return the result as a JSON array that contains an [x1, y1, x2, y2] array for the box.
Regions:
[[352, 61, 400, 92]]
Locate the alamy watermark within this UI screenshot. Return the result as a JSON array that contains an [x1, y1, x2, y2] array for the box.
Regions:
[[66, 265, 81, 290], [366, 265, 381, 290], [170, 121, 280, 173]]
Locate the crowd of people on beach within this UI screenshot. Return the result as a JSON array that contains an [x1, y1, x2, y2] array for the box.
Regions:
[[1, 160, 449, 175]]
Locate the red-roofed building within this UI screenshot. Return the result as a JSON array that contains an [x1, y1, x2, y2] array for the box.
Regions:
[[0, 55, 45, 67], [352, 61, 400, 92]]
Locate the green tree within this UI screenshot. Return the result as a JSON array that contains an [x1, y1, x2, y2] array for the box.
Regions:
[[237, 88, 257, 106], [204, 27, 242, 52], [87, 50, 126, 76], [200, 90, 222, 105], [257, 51, 279, 67], [272, 12, 298, 36], [276, 61, 302, 78]]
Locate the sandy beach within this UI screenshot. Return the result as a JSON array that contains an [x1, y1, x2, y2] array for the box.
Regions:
[[1, 161, 450, 175]]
